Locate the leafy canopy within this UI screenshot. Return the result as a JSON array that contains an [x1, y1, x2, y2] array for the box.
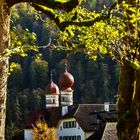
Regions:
[[58, 1, 140, 66], [31, 0, 136, 70]]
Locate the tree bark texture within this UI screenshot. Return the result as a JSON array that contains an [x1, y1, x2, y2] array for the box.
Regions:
[[0, 0, 10, 139], [117, 0, 140, 139], [117, 61, 140, 140], [117, 61, 137, 140]]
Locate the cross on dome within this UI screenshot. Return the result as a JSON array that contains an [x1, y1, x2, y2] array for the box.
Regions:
[[45, 72, 60, 95], [50, 71, 53, 82], [64, 63, 68, 72]]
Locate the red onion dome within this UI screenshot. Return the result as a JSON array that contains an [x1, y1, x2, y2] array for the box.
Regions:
[[59, 67, 74, 90], [45, 81, 60, 95]]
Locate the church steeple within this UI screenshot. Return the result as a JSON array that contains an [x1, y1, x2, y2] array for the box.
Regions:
[[59, 63, 74, 106], [50, 72, 53, 82], [64, 63, 68, 72], [45, 73, 60, 108]]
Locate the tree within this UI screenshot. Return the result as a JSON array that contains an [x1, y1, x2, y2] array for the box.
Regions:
[[13, 98, 21, 125], [50, 1, 139, 139], [30, 55, 48, 89], [0, 0, 79, 139], [8, 63, 23, 90], [32, 120, 57, 140], [5, 122, 21, 140], [33, 0, 139, 139], [0, 0, 139, 140], [10, 1, 139, 139]]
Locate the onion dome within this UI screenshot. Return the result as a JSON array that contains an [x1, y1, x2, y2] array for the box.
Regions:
[[45, 73, 60, 95], [59, 64, 74, 90]]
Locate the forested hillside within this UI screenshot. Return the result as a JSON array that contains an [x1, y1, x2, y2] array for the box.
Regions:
[[6, 0, 119, 138]]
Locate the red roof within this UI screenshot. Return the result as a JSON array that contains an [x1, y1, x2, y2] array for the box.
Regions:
[[45, 81, 60, 95], [59, 71, 74, 90]]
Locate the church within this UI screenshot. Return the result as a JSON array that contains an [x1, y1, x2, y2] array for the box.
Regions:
[[45, 63, 74, 108], [23, 64, 117, 140]]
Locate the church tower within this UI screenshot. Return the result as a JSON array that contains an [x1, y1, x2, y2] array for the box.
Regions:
[[45, 73, 60, 108], [59, 64, 74, 106]]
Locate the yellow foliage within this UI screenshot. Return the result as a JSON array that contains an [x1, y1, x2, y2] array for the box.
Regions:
[[32, 120, 58, 140]]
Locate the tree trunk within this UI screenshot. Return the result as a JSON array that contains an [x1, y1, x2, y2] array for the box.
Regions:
[[117, 61, 136, 140], [132, 48, 140, 139], [117, 63, 140, 140], [0, 0, 10, 139], [131, 70, 140, 139], [116, 0, 140, 139]]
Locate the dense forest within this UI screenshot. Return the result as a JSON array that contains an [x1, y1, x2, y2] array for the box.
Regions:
[[6, 0, 119, 138]]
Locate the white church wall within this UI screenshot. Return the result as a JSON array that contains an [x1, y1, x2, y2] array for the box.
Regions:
[[57, 118, 85, 140], [24, 129, 33, 140], [46, 95, 59, 108]]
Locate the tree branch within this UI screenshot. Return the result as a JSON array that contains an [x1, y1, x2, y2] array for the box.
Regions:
[[31, 4, 60, 25], [31, 0, 123, 31], [59, 15, 109, 31], [59, 0, 123, 30], [8, 0, 79, 12]]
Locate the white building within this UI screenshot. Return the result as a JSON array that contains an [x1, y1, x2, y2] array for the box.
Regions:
[[56, 104, 117, 140], [24, 129, 33, 140], [24, 104, 117, 140], [57, 118, 85, 140], [22, 65, 117, 140]]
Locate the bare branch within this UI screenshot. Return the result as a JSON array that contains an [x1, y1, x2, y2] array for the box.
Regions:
[[38, 38, 52, 49]]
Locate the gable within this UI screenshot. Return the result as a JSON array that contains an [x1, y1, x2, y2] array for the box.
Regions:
[[57, 118, 85, 140]]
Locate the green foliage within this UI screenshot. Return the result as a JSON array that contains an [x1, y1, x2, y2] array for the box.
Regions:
[[0, 4, 39, 61], [30, 56, 49, 89], [5, 122, 22, 140], [6, 1, 120, 135], [8, 63, 23, 89], [11, 3, 56, 46], [13, 98, 21, 122], [32, 89, 42, 110], [10, 26, 37, 57], [58, 0, 140, 68], [0, 26, 37, 61]]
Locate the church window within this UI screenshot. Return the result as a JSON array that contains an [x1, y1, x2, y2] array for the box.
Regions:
[[46, 98, 53, 104], [63, 121, 77, 128], [77, 136, 81, 140], [53, 99, 55, 103]]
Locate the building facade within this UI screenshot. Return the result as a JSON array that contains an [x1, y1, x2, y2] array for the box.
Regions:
[[57, 118, 85, 140]]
